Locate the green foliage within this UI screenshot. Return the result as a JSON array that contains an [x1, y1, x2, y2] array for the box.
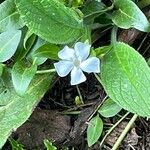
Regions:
[[0, 64, 4, 76], [0, 30, 21, 62], [0, 0, 24, 32], [33, 44, 60, 60], [0, 0, 150, 148], [98, 98, 122, 118], [9, 138, 24, 150], [87, 114, 103, 147], [15, 0, 84, 44], [44, 139, 57, 150], [101, 42, 150, 117], [12, 61, 37, 95], [0, 69, 54, 148], [112, 0, 150, 32]]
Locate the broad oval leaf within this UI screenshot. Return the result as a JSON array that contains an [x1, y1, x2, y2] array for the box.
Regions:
[[101, 42, 150, 117], [0, 0, 24, 32], [112, 0, 150, 32], [98, 98, 122, 118], [0, 30, 21, 62], [0, 69, 54, 148], [15, 0, 84, 44], [12, 61, 37, 95], [87, 114, 103, 147]]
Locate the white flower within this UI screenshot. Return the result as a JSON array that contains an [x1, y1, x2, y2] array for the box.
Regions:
[[54, 42, 100, 85]]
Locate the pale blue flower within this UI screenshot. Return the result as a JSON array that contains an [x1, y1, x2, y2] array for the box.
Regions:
[[54, 42, 100, 85]]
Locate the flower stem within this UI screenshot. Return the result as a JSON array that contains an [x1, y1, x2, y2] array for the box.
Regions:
[[111, 26, 118, 45], [76, 85, 84, 104], [112, 114, 138, 150], [36, 69, 56, 74], [94, 73, 102, 85]]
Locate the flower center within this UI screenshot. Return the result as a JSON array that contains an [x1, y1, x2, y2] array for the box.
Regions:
[[74, 58, 81, 67]]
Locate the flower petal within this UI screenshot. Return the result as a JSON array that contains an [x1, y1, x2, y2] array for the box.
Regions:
[[80, 57, 100, 73], [58, 46, 75, 61], [74, 42, 91, 61], [54, 61, 74, 77], [70, 67, 86, 85]]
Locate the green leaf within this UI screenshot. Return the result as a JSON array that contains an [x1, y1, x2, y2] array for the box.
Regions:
[[0, 0, 24, 32], [12, 61, 37, 95], [82, 0, 106, 24], [44, 139, 57, 150], [0, 68, 53, 148], [27, 38, 47, 65], [23, 30, 36, 50], [15, 0, 84, 44], [33, 44, 60, 60], [98, 98, 122, 118], [101, 42, 150, 117], [9, 138, 24, 150], [0, 30, 21, 62], [87, 114, 103, 147], [112, 0, 150, 32]]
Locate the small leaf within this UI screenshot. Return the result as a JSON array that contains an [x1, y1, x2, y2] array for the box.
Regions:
[[12, 61, 37, 95], [33, 44, 60, 60], [9, 138, 24, 150], [27, 37, 47, 65], [23, 30, 36, 50], [44, 139, 57, 150], [0, 30, 21, 62], [0, 68, 54, 148], [101, 42, 150, 117], [0, 0, 24, 32], [87, 114, 103, 147], [98, 98, 122, 118], [15, 0, 84, 44], [112, 0, 150, 32]]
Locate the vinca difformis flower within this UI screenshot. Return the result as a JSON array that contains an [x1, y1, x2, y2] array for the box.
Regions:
[[54, 42, 100, 85]]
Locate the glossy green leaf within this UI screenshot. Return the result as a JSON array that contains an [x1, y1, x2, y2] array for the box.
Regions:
[[0, 68, 53, 148], [87, 114, 103, 147], [33, 44, 60, 60], [0, 30, 21, 62], [112, 0, 150, 32], [98, 98, 122, 118], [101, 42, 150, 117], [44, 139, 57, 150], [0, 0, 24, 32], [15, 0, 84, 44], [12, 61, 37, 95]]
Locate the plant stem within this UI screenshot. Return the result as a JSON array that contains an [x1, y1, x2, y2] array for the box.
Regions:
[[36, 69, 56, 74], [100, 112, 130, 147], [112, 114, 138, 150], [138, 0, 150, 8], [94, 73, 102, 85], [111, 26, 118, 45], [76, 85, 84, 104]]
